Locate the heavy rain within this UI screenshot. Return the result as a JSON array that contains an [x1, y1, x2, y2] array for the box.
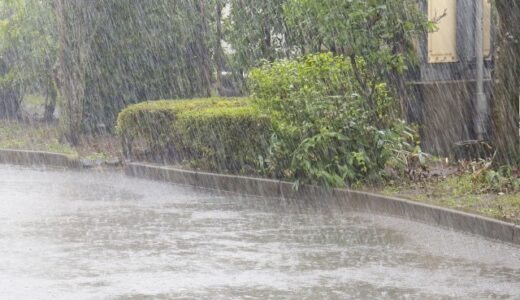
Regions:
[[0, 0, 519, 299]]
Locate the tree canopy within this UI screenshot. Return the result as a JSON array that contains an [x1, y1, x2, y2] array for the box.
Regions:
[[0, 0, 517, 165]]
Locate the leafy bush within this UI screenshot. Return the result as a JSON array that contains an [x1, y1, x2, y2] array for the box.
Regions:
[[117, 97, 271, 174], [250, 53, 418, 187]]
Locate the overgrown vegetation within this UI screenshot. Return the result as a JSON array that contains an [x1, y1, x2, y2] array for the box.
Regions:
[[382, 165, 520, 223], [249, 53, 419, 187]]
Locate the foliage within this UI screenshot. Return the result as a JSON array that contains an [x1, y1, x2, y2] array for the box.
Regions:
[[178, 105, 271, 173], [53, 0, 219, 142], [250, 53, 398, 121], [456, 157, 520, 193], [117, 97, 271, 174], [225, 0, 290, 68], [0, 0, 57, 119], [250, 53, 418, 187], [282, 0, 429, 96], [473, 165, 520, 194], [117, 97, 247, 159], [226, 0, 429, 64], [480, 168, 520, 193], [227, 0, 429, 113], [3, 0, 430, 146]]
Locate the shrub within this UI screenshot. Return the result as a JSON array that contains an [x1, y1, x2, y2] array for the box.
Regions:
[[249, 53, 417, 187], [178, 105, 271, 173], [249, 53, 399, 126], [116, 97, 271, 174]]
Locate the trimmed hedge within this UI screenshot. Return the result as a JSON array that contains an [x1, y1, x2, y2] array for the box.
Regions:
[[116, 97, 271, 174]]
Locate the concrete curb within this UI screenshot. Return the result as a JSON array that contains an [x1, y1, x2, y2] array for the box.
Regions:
[[125, 162, 520, 245], [0, 150, 516, 245], [0, 149, 81, 169]]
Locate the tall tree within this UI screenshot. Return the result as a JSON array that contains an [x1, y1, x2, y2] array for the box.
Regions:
[[53, 0, 217, 141], [0, 0, 56, 120], [226, 0, 428, 115], [53, 0, 96, 144]]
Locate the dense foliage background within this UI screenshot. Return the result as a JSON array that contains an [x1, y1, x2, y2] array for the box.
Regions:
[[0, 0, 518, 185], [1, 0, 428, 134]]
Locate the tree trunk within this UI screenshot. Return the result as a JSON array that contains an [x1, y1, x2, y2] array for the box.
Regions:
[[0, 88, 22, 120], [196, 0, 212, 98], [53, 0, 92, 145], [492, 1, 520, 165], [215, 1, 224, 93], [43, 79, 57, 122], [42, 57, 57, 122]]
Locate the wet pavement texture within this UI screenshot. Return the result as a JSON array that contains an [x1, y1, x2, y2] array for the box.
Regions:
[[0, 165, 519, 299]]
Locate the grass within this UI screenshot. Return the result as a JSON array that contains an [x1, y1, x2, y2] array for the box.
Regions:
[[0, 120, 78, 157], [381, 173, 520, 224], [0, 120, 121, 161]]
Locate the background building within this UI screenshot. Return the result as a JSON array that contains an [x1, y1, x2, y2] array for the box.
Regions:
[[408, 0, 494, 155]]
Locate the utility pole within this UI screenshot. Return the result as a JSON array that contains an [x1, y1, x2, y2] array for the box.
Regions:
[[474, 0, 487, 140]]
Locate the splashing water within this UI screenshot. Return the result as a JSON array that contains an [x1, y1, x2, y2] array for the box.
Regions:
[[0, 165, 518, 299]]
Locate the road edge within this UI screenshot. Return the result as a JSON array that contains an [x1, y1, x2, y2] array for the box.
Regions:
[[125, 162, 520, 245]]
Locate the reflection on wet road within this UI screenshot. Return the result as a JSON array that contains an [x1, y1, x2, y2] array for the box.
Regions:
[[0, 165, 519, 299]]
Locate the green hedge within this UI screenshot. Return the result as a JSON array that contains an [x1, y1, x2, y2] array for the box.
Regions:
[[116, 97, 271, 174]]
